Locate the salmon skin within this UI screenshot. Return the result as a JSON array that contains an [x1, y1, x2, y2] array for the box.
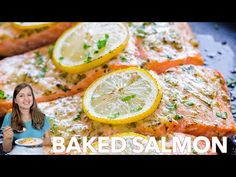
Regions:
[[0, 22, 74, 57]]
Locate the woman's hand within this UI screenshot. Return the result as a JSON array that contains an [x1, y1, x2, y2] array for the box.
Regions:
[[43, 130, 51, 146], [2, 126, 14, 152], [3, 126, 14, 140]]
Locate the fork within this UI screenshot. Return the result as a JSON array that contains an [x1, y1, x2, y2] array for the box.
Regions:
[[0, 127, 27, 133]]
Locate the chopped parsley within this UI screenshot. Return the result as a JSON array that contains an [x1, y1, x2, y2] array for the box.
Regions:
[[136, 107, 143, 111], [73, 108, 83, 121], [97, 34, 109, 50], [84, 53, 92, 63], [41, 66, 48, 73], [59, 72, 68, 78], [181, 65, 195, 73], [83, 43, 91, 50], [121, 94, 136, 102], [166, 54, 173, 60], [73, 114, 81, 121], [38, 66, 49, 78], [108, 113, 120, 119], [56, 84, 70, 92], [48, 44, 54, 58], [94, 50, 99, 54], [132, 106, 143, 112], [173, 114, 183, 120], [216, 112, 227, 119], [77, 74, 87, 81], [137, 28, 145, 34], [48, 118, 58, 134], [166, 103, 177, 111], [120, 56, 128, 62], [182, 100, 195, 107], [34, 51, 43, 65], [136, 27, 146, 38], [59, 56, 64, 61]]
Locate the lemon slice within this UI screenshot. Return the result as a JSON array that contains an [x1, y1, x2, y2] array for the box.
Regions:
[[52, 22, 129, 73], [13, 22, 55, 29], [88, 132, 159, 155], [82, 67, 162, 124]]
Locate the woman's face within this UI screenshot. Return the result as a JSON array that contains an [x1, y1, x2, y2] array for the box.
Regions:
[[15, 87, 33, 110]]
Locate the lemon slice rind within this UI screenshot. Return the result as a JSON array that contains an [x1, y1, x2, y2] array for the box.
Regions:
[[82, 67, 162, 124], [52, 22, 129, 73]]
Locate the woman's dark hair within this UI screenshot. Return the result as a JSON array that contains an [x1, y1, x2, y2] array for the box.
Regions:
[[11, 83, 45, 130]]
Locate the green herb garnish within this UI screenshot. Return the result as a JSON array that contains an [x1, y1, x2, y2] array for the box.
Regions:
[[59, 56, 64, 61], [121, 94, 136, 102], [173, 114, 183, 120], [56, 84, 70, 92], [183, 100, 195, 107], [216, 112, 227, 119], [42, 66, 48, 73], [83, 43, 91, 50], [166, 103, 177, 111], [73, 114, 81, 121], [97, 34, 109, 50], [132, 107, 143, 112], [84, 53, 92, 63], [48, 44, 54, 58], [108, 113, 120, 119], [120, 56, 128, 62], [59, 72, 68, 78], [34, 51, 43, 65]]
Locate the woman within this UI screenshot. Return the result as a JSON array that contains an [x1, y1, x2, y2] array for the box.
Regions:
[[1, 83, 51, 152]]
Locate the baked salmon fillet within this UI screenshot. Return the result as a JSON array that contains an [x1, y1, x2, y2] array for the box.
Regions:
[[37, 65, 236, 141], [0, 37, 141, 116], [0, 22, 74, 57], [37, 94, 215, 155], [0, 22, 204, 116], [0, 27, 143, 116], [69, 65, 235, 139], [135, 65, 236, 138], [131, 22, 204, 73]]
